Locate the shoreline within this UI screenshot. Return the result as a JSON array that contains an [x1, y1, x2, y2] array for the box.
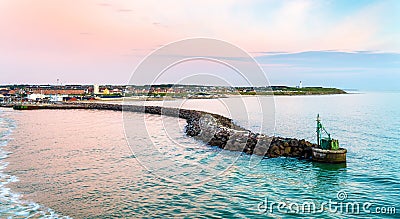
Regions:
[[85, 92, 348, 103], [0, 90, 348, 104], [1, 103, 317, 159]]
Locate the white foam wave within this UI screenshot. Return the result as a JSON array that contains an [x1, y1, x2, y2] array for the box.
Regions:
[[0, 109, 72, 218]]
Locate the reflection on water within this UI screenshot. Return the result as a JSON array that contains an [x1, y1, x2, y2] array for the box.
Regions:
[[2, 92, 400, 218]]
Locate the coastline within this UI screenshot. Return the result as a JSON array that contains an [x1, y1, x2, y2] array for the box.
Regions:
[[101, 91, 348, 102]]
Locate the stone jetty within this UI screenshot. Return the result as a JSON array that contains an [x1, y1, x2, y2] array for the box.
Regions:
[[3, 103, 317, 159]]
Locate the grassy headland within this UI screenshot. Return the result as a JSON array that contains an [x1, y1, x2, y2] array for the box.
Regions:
[[240, 86, 347, 96]]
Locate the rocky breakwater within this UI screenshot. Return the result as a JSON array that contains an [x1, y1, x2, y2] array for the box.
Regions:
[[5, 102, 317, 159], [184, 113, 317, 159]]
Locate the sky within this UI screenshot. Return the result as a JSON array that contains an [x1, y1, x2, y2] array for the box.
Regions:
[[0, 0, 399, 90]]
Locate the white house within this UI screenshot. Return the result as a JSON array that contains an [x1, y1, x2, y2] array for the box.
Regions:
[[27, 93, 67, 101], [27, 93, 46, 101], [49, 94, 67, 102]]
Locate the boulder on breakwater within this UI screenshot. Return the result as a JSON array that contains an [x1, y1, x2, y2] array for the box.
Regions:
[[5, 102, 317, 159], [184, 112, 316, 158]]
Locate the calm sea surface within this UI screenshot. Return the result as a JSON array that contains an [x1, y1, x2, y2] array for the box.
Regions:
[[0, 92, 399, 218]]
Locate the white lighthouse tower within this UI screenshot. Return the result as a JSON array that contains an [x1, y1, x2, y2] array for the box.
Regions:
[[299, 81, 303, 89]]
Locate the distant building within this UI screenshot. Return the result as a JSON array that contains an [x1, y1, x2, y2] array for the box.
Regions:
[[0, 88, 10, 96], [103, 88, 110, 95], [27, 93, 47, 101], [37, 90, 85, 95], [111, 88, 121, 94], [94, 84, 100, 94], [27, 89, 85, 102]]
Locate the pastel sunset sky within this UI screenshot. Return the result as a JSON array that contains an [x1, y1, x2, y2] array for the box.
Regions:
[[1, 0, 399, 90]]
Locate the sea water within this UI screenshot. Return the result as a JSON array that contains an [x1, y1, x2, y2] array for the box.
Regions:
[[0, 109, 71, 218], [1, 92, 399, 218]]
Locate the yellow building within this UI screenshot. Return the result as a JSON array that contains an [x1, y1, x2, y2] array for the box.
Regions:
[[103, 88, 110, 95]]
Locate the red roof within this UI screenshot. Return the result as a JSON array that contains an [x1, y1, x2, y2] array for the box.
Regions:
[[32, 89, 85, 95]]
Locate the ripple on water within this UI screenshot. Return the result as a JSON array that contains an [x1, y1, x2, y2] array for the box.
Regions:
[[0, 109, 71, 218], [2, 93, 400, 218]]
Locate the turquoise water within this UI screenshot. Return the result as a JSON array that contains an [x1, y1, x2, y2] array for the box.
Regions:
[[1, 92, 399, 218]]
